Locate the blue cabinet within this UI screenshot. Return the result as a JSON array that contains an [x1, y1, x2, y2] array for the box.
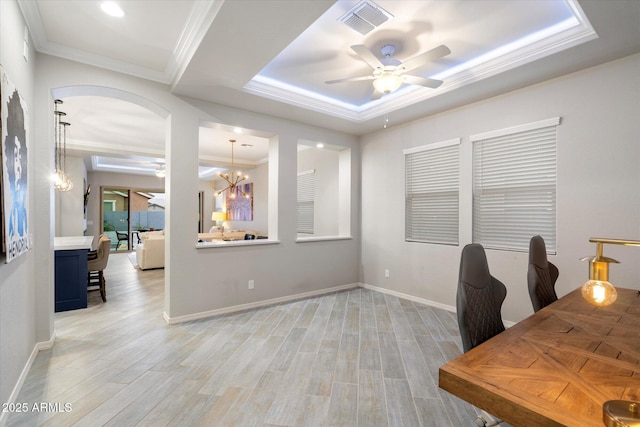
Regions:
[[54, 249, 88, 312]]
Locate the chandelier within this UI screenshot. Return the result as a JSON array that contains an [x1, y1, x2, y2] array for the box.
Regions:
[[52, 99, 73, 191], [216, 139, 249, 199]]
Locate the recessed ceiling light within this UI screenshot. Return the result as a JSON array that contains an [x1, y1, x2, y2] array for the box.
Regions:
[[316, 143, 324, 149], [233, 127, 243, 134], [100, 1, 124, 18]]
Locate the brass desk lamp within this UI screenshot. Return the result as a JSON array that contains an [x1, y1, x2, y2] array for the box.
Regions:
[[580, 238, 640, 306]]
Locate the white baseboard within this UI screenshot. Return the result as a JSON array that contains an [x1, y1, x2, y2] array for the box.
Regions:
[[361, 283, 457, 313], [0, 333, 55, 427], [361, 283, 516, 328], [162, 282, 513, 327], [163, 283, 361, 324]]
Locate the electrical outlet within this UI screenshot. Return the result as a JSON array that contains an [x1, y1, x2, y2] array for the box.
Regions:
[[248, 280, 254, 290], [384, 269, 390, 278]]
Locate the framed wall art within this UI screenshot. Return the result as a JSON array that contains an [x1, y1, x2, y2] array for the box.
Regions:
[[226, 182, 253, 221], [1, 65, 30, 263]]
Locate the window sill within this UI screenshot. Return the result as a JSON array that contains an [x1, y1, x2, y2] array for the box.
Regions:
[[196, 239, 280, 249], [296, 235, 353, 243]]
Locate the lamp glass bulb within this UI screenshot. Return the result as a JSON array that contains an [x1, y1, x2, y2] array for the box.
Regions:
[[373, 73, 402, 94], [581, 279, 617, 306]]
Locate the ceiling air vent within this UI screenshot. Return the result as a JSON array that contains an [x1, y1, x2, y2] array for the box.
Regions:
[[338, 1, 393, 35]]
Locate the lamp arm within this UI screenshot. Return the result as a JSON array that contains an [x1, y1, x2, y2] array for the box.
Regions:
[[589, 238, 640, 247]]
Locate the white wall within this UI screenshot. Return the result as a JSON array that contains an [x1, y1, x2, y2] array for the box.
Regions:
[[167, 99, 361, 318], [55, 156, 87, 237], [298, 147, 340, 236], [360, 54, 640, 323], [0, 0, 39, 411], [33, 54, 360, 324]]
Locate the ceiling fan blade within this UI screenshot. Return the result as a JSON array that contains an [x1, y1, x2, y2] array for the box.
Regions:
[[351, 45, 384, 70], [325, 75, 375, 85], [403, 74, 444, 89], [370, 89, 384, 101], [401, 45, 451, 72]]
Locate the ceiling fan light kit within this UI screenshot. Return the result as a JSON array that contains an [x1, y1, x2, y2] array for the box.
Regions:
[[372, 72, 402, 94], [326, 43, 450, 100]]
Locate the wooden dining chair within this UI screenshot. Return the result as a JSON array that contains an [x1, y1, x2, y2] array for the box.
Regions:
[[527, 235, 559, 312], [88, 235, 111, 302], [457, 243, 507, 426]]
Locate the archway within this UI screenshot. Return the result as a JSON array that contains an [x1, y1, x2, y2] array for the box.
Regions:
[[49, 85, 170, 307]]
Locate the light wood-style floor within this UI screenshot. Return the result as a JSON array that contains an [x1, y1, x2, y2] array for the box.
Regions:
[[8, 252, 482, 426]]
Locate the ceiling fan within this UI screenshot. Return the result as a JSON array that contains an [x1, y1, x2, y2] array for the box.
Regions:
[[326, 44, 451, 100]]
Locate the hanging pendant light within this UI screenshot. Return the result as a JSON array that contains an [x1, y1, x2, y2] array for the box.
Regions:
[[216, 139, 249, 199], [52, 99, 73, 192]]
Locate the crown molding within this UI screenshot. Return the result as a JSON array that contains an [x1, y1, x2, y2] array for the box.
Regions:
[[170, 0, 226, 88], [17, 0, 224, 85], [17, 0, 47, 51], [69, 140, 164, 158]]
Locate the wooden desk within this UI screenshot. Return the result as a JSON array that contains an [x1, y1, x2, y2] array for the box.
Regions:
[[439, 287, 640, 427]]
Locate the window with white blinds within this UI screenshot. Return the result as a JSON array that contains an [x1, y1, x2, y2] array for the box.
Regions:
[[297, 170, 315, 234], [471, 117, 559, 253], [404, 139, 460, 245]]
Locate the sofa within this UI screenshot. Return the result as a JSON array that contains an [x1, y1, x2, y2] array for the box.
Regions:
[[136, 229, 265, 270], [135, 231, 164, 270]]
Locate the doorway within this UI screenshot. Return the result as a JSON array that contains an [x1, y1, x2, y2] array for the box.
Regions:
[[102, 187, 130, 251], [130, 191, 166, 248], [101, 187, 166, 252]]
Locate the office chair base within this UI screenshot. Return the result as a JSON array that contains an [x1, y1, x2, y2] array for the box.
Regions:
[[475, 412, 503, 427]]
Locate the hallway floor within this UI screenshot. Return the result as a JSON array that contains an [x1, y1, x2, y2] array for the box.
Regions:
[[8, 253, 480, 426]]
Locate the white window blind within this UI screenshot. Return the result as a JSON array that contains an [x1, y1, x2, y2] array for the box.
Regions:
[[472, 117, 559, 253], [297, 170, 315, 234], [405, 139, 460, 245]]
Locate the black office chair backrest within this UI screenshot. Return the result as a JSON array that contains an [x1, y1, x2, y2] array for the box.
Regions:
[[456, 243, 507, 353], [527, 235, 559, 312]]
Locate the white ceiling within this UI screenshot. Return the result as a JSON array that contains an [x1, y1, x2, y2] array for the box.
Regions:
[[18, 0, 640, 176]]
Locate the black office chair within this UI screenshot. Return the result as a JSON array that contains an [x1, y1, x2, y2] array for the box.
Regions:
[[244, 233, 256, 240], [456, 243, 507, 353], [457, 243, 507, 427], [527, 235, 559, 312]]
